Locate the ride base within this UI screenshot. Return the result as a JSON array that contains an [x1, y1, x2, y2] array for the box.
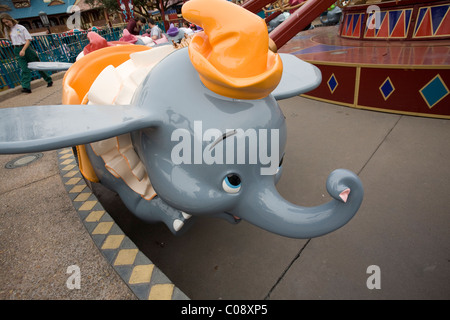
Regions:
[[279, 4, 450, 119]]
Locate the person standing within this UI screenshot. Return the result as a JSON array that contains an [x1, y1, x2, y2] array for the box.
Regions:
[[0, 13, 52, 93]]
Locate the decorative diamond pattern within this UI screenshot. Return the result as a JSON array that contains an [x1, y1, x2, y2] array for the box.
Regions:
[[57, 148, 189, 300], [419, 74, 449, 108], [379, 77, 395, 100], [327, 73, 338, 94]]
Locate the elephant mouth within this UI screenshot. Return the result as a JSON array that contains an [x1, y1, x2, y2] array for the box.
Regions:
[[224, 212, 242, 224]]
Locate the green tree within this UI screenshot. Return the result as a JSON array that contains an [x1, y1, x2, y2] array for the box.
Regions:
[[84, 0, 185, 17]]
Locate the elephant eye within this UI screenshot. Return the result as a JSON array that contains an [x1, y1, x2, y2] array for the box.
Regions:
[[222, 174, 241, 194]]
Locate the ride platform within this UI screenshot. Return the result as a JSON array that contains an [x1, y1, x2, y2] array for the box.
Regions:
[[279, 25, 450, 119]]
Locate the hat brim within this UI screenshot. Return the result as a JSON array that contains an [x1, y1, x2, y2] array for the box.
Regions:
[[167, 30, 185, 42], [188, 32, 283, 100]]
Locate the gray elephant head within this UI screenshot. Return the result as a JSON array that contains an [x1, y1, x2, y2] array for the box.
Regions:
[[0, 0, 363, 239], [128, 48, 363, 238]]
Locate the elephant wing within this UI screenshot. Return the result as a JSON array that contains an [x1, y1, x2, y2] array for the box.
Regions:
[[0, 105, 154, 154], [272, 53, 322, 101]]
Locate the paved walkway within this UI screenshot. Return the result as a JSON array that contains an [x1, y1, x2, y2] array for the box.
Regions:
[[0, 73, 449, 300], [0, 74, 136, 299]]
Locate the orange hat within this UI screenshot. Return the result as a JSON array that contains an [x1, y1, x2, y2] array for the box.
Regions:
[[182, 0, 283, 100]]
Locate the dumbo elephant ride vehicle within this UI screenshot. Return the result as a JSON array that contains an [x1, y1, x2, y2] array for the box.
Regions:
[[0, 0, 363, 239]]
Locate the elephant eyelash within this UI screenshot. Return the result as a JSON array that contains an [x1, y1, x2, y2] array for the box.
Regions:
[[208, 130, 237, 151], [279, 155, 284, 167]]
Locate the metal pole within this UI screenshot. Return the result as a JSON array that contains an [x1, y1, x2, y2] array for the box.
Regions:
[[269, 0, 336, 49], [160, 0, 168, 31]]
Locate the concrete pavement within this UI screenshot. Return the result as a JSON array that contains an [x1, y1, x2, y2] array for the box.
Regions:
[[0, 74, 136, 299], [0, 72, 449, 300]]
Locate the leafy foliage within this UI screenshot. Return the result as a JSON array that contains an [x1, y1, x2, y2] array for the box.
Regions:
[[84, 0, 185, 16]]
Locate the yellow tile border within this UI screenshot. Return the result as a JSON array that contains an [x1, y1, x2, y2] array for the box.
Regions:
[[60, 153, 72, 159], [69, 185, 86, 193], [57, 147, 189, 300], [114, 249, 139, 266], [129, 264, 155, 284], [63, 170, 78, 178], [78, 200, 97, 211], [102, 235, 125, 250], [65, 177, 82, 185], [74, 193, 91, 202], [62, 164, 76, 171], [92, 221, 114, 235], [85, 210, 105, 222], [148, 284, 175, 300], [61, 159, 74, 165]]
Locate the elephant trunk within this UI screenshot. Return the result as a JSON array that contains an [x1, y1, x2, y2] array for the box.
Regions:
[[236, 169, 363, 239]]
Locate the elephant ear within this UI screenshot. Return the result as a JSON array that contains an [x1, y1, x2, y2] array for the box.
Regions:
[[271, 53, 322, 101], [0, 104, 155, 154], [1, 45, 164, 155]]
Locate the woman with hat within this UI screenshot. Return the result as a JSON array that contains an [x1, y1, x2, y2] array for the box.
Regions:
[[0, 13, 53, 93]]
